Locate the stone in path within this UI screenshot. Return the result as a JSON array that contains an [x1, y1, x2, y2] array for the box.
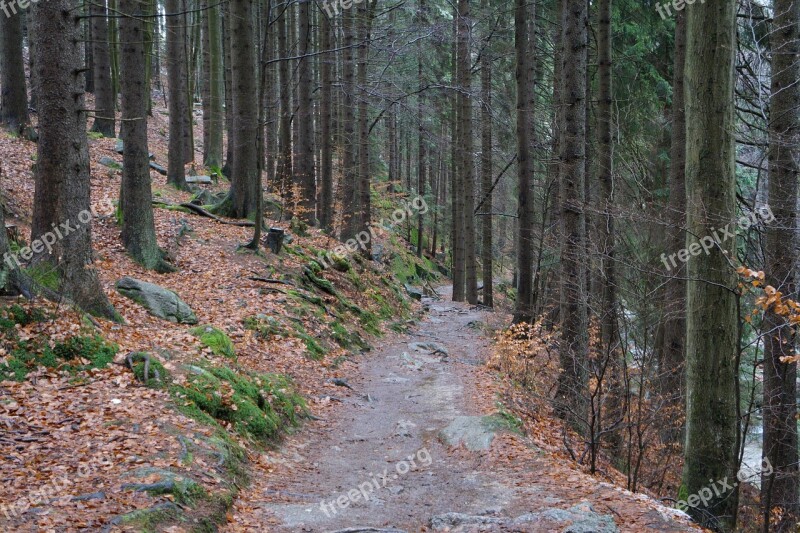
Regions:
[[439, 415, 499, 451]]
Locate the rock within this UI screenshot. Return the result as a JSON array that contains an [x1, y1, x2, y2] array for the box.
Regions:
[[71, 491, 105, 502], [372, 243, 385, 262], [149, 161, 168, 175], [116, 276, 198, 324], [408, 341, 448, 356], [186, 175, 212, 184], [430, 502, 619, 532], [439, 416, 498, 451], [404, 284, 423, 301], [99, 156, 121, 169]]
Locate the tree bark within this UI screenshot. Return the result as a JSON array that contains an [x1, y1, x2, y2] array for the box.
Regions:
[[340, 8, 358, 241], [295, 0, 316, 224], [276, 4, 294, 218], [513, 0, 535, 323], [90, 0, 116, 137], [166, 0, 187, 188], [554, 0, 589, 430], [761, 0, 800, 529], [119, 0, 171, 272], [657, 8, 687, 425], [318, 10, 334, 231], [479, 0, 492, 308], [228, 0, 259, 219], [30, 0, 118, 320], [682, 1, 739, 528], [356, 0, 375, 256], [451, 6, 464, 302], [0, 9, 29, 130], [458, 0, 477, 304]]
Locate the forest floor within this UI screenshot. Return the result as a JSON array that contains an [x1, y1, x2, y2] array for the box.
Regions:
[[224, 286, 701, 532], [0, 101, 701, 532]]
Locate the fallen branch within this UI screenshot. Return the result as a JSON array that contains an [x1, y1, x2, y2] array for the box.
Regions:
[[152, 199, 254, 227]]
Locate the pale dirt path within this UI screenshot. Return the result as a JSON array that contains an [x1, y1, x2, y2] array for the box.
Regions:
[[223, 289, 699, 532]]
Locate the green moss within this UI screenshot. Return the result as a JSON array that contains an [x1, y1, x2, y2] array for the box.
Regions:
[[303, 267, 336, 295], [190, 325, 236, 358], [0, 334, 118, 381], [170, 363, 306, 442], [330, 320, 371, 351], [0, 303, 48, 333], [118, 502, 182, 532], [128, 352, 171, 387], [244, 315, 290, 338], [289, 322, 327, 360]]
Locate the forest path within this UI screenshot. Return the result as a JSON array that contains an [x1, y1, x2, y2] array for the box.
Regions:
[[223, 288, 698, 532]]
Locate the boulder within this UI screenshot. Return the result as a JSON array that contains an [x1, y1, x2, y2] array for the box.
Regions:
[[404, 284, 424, 301], [99, 156, 121, 170], [431, 502, 619, 532], [116, 276, 197, 324]]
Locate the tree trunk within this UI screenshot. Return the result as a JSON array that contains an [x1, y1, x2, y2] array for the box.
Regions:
[[416, 0, 427, 258], [597, 0, 617, 349], [318, 11, 334, 231], [166, 0, 187, 188], [0, 10, 29, 130], [479, 0, 492, 308], [761, 0, 800, 529], [90, 0, 116, 137], [356, 0, 375, 256], [119, 0, 171, 272], [222, 0, 234, 177], [682, 1, 739, 528], [228, 0, 259, 219], [276, 5, 294, 218], [30, 0, 118, 320], [340, 8, 358, 241], [295, 0, 316, 224], [657, 8, 687, 425], [451, 7, 465, 302], [554, 0, 589, 429], [181, 0, 195, 165], [458, 0, 477, 304], [513, 0, 535, 323]]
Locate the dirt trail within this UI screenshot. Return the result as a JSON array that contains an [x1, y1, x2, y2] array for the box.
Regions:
[[224, 289, 697, 532]]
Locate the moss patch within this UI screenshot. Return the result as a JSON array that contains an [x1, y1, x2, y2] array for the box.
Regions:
[[191, 325, 236, 359], [171, 363, 306, 442]]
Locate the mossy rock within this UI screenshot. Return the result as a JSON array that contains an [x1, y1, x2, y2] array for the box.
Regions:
[[191, 325, 236, 358], [171, 363, 306, 441]]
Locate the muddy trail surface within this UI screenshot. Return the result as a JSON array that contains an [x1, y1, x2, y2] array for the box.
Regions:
[[224, 288, 698, 532]]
